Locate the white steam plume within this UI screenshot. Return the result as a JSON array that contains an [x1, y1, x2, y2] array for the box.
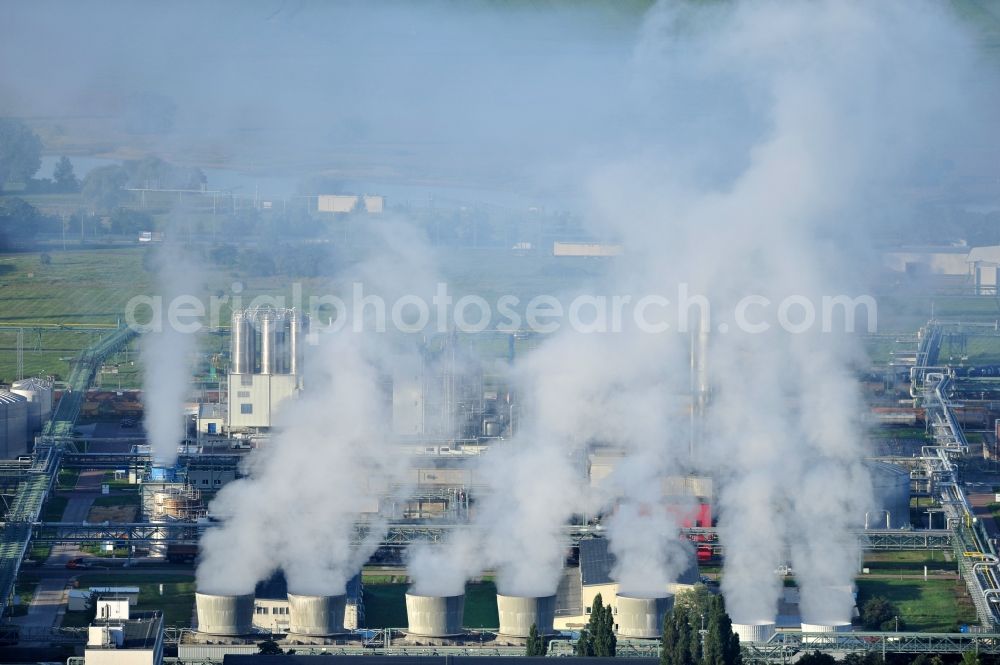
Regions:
[[141, 244, 201, 467]]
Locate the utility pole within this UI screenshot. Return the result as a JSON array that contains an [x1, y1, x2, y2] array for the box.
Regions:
[[16, 328, 24, 380]]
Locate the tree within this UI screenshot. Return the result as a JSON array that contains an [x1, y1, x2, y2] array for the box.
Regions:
[[256, 639, 284, 655], [526, 623, 547, 656], [797, 652, 837, 665], [81, 165, 128, 212], [53, 156, 79, 192], [109, 208, 153, 236], [962, 652, 982, 665], [701, 595, 740, 665], [575, 627, 593, 657], [0, 118, 42, 187], [861, 596, 898, 631], [584, 593, 616, 657]]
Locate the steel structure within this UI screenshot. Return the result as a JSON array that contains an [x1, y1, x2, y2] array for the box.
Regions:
[[0, 326, 135, 618]]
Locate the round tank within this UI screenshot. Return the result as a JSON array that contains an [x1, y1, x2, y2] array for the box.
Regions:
[[195, 592, 254, 635], [615, 593, 674, 639], [287, 593, 346, 636], [289, 312, 302, 376], [11, 378, 53, 433], [865, 461, 911, 529], [801, 622, 851, 644], [732, 621, 776, 643], [496, 594, 556, 637], [231, 311, 254, 375], [0, 390, 29, 459], [405, 592, 465, 636], [259, 312, 279, 375]]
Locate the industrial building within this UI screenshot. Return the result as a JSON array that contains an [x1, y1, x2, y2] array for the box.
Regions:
[[227, 308, 306, 431], [317, 194, 385, 214], [83, 597, 164, 665]]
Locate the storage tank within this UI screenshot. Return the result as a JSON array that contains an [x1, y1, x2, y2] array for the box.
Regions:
[[615, 593, 673, 639], [865, 461, 911, 529], [405, 592, 465, 637], [195, 592, 254, 635], [496, 594, 555, 637], [259, 312, 277, 375], [801, 622, 851, 643], [731, 621, 776, 643], [231, 311, 255, 374], [289, 311, 304, 376], [0, 390, 29, 459], [11, 378, 53, 433], [287, 593, 345, 636]]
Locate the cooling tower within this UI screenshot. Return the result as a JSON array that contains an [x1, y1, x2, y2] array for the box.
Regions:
[[801, 622, 851, 644], [615, 593, 674, 639], [195, 592, 254, 635], [496, 594, 555, 637], [287, 593, 346, 636], [405, 592, 465, 636], [731, 621, 776, 643]]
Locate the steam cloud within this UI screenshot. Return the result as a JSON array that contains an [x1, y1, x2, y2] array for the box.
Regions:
[[18, 0, 983, 622], [141, 245, 200, 466]]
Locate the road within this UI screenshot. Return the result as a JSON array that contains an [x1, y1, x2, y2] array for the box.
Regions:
[[13, 470, 102, 630]]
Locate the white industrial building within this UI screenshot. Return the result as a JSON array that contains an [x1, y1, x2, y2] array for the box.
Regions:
[[84, 598, 164, 665], [228, 308, 306, 431], [0, 390, 28, 458], [317, 194, 384, 214]]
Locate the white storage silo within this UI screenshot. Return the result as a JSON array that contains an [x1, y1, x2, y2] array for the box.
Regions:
[[405, 592, 465, 637], [0, 390, 29, 458], [12, 378, 53, 434], [195, 592, 254, 635], [496, 594, 556, 637]]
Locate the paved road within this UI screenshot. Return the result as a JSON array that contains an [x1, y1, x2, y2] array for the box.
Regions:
[[13, 470, 102, 630]]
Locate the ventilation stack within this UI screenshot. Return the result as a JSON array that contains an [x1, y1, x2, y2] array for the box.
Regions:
[[287, 594, 346, 637], [405, 592, 465, 637], [195, 592, 254, 635], [496, 594, 555, 637], [615, 593, 674, 639]]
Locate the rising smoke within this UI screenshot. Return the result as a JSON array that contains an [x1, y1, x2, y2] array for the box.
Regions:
[[34, 0, 985, 618], [141, 244, 201, 467]]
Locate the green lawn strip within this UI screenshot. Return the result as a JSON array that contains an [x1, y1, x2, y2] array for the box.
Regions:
[[64, 572, 195, 628], [57, 468, 81, 491], [863, 550, 956, 575], [855, 578, 978, 632], [90, 493, 141, 508]]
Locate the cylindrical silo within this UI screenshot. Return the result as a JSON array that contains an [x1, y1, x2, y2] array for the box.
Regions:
[[496, 594, 556, 637], [195, 592, 254, 635], [864, 461, 911, 529], [732, 621, 776, 643], [275, 314, 289, 374], [231, 311, 254, 375], [287, 593, 346, 636], [259, 312, 276, 375], [0, 391, 29, 459], [615, 593, 674, 639], [405, 592, 465, 636], [289, 311, 301, 376], [11, 378, 53, 433]]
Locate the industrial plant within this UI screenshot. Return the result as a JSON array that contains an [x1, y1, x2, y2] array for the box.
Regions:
[[5, 2, 1000, 665]]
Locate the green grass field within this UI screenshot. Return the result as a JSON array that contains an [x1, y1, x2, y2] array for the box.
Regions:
[[855, 578, 978, 632], [863, 550, 956, 576], [62, 572, 195, 628], [362, 581, 500, 629]]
